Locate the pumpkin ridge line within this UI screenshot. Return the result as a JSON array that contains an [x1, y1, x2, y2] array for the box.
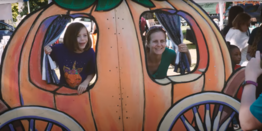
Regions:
[[113, 4, 125, 131], [125, 1, 146, 130]]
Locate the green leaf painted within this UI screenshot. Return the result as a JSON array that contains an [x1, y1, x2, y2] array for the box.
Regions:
[[96, 0, 122, 11], [54, 0, 96, 10], [54, 0, 155, 11], [132, 0, 155, 7]]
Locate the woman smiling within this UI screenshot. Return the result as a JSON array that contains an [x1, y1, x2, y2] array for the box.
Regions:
[[145, 26, 191, 79]]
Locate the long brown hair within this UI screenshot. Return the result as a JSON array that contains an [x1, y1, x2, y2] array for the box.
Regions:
[[232, 13, 251, 31], [63, 22, 92, 52], [250, 26, 262, 57], [250, 8, 262, 57]]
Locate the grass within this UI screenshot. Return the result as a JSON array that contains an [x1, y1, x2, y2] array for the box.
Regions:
[[186, 43, 196, 50], [181, 26, 189, 38], [181, 25, 196, 50]]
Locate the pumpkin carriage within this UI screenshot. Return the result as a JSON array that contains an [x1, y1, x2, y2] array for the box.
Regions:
[[0, 0, 245, 130]]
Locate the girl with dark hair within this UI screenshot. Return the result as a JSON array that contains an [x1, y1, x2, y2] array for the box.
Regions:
[[145, 26, 191, 79], [228, 43, 241, 70], [44, 22, 96, 94], [226, 12, 251, 66], [222, 6, 244, 37]]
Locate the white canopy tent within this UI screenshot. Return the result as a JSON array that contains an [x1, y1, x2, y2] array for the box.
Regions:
[[0, 0, 26, 4]]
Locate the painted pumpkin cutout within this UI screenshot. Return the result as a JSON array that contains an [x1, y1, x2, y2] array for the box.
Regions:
[[64, 61, 83, 88], [0, 0, 245, 131]]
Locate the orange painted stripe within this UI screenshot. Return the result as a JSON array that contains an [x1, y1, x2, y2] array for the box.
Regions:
[[1, 12, 41, 108]]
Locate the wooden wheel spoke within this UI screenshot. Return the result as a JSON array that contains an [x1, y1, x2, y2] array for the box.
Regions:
[[205, 104, 211, 131], [219, 112, 236, 131], [45, 123, 53, 131], [180, 115, 196, 131], [8, 124, 15, 131], [29, 119, 35, 131], [193, 107, 204, 131], [213, 105, 223, 131]]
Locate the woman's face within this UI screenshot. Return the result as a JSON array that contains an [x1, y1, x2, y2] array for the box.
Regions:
[[240, 20, 251, 32], [148, 31, 166, 55], [77, 27, 88, 51]]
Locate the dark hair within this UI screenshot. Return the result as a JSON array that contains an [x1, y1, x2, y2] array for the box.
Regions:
[[251, 9, 262, 56], [232, 12, 251, 31], [227, 42, 240, 52], [146, 26, 166, 45], [227, 6, 244, 27], [229, 45, 239, 53], [63, 22, 92, 52], [261, 8, 262, 22], [250, 26, 262, 57]]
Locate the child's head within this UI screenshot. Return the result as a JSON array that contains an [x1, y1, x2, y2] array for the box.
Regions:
[[228, 43, 241, 65], [64, 22, 92, 52]]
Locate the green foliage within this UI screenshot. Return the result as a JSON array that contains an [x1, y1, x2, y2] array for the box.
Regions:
[[226, 2, 232, 9], [11, 0, 48, 23], [182, 29, 186, 39], [20, 0, 48, 17], [54, 0, 155, 11], [11, 3, 19, 22]]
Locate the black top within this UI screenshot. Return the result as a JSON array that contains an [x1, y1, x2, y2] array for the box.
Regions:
[[221, 25, 231, 37]]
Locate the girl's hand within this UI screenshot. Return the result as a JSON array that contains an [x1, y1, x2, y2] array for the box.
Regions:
[[178, 43, 189, 53], [245, 51, 262, 82], [77, 82, 89, 94], [44, 46, 52, 55]]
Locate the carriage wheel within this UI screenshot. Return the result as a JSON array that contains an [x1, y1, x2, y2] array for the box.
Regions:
[[0, 107, 83, 131], [158, 92, 242, 131]]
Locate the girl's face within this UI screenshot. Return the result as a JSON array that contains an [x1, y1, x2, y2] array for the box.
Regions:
[[240, 20, 250, 32], [148, 31, 166, 55], [77, 27, 88, 51], [231, 48, 241, 65]]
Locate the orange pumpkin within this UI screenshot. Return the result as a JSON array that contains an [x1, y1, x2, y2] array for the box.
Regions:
[[64, 61, 83, 88], [0, 0, 242, 131]]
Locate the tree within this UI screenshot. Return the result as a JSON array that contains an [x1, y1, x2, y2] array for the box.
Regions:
[[11, 0, 48, 22], [226, 2, 232, 10], [11, 3, 19, 22], [20, 0, 48, 16]]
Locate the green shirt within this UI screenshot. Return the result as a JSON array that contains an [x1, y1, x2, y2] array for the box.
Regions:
[[250, 93, 262, 123], [151, 48, 176, 79]]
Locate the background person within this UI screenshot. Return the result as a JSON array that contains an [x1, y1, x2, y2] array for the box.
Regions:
[[222, 6, 244, 37], [226, 13, 251, 66], [239, 51, 262, 130]]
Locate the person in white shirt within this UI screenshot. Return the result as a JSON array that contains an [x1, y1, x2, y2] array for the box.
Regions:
[[226, 13, 251, 66]]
